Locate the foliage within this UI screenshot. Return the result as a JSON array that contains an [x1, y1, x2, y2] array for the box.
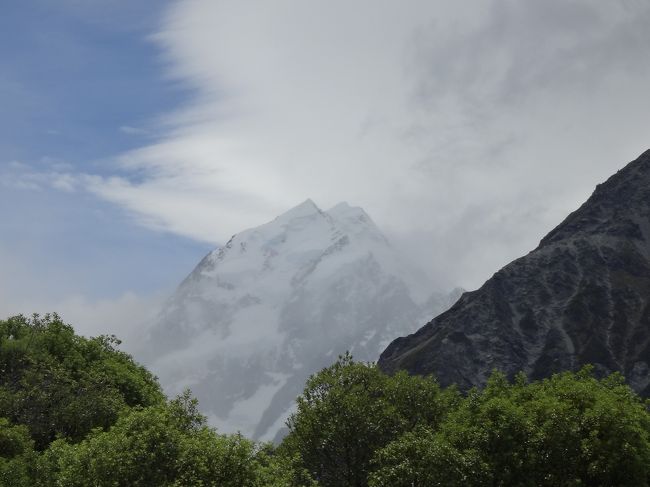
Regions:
[[368, 426, 489, 487], [436, 368, 650, 486], [285, 357, 650, 487], [2, 313, 650, 486], [0, 313, 316, 486], [42, 391, 266, 486], [282, 352, 458, 486], [0, 418, 39, 487], [0, 314, 164, 449], [252, 445, 319, 487]]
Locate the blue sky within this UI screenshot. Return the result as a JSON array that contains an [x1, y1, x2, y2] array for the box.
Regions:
[[0, 1, 211, 312], [1, 1, 184, 164]]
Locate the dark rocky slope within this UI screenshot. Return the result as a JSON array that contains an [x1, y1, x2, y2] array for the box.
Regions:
[[379, 149, 650, 395]]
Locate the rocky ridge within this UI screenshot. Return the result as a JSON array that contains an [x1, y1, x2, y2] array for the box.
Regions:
[[379, 149, 650, 395]]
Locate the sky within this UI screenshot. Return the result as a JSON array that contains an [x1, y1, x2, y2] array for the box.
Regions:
[[2, 0, 650, 338]]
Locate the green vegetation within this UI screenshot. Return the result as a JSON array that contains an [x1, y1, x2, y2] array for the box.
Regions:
[[281, 356, 650, 486], [0, 313, 163, 450], [1, 314, 649, 486], [280, 353, 460, 486]]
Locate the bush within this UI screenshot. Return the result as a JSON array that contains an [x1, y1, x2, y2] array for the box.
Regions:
[[0, 314, 164, 449], [43, 392, 264, 486], [282, 353, 459, 486], [284, 359, 650, 487]]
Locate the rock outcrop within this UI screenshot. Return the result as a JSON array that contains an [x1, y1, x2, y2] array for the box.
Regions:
[[379, 149, 650, 395]]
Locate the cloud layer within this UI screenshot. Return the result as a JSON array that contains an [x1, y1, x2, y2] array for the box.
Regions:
[[38, 0, 650, 288]]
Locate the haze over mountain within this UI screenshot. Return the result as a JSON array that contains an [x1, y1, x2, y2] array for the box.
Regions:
[[380, 149, 650, 395], [143, 199, 460, 440]]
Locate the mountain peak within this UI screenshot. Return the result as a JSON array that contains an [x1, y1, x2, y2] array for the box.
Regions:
[[539, 149, 650, 247], [379, 150, 650, 396], [147, 198, 454, 441], [326, 202, 385, 243], [275, 198, 322, 222], [327, 201, 366, 218], [328, 201, 353, 212], [267, 199, 384, 243]]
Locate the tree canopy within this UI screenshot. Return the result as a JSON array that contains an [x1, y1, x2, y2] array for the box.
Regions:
[[284, 357, 650, 487], [0, 314, 163, 450], [1, 314, 649, 486]]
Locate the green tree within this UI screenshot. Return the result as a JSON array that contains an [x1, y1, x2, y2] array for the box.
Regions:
[[282, 353, 457, 487], [0, 314, 164, 449], [43, 391, 265, 486], [368, 426, 489, 487], [4, 312, 649, 487], [252, 445, 319, 487], [404, 368, 650, 486], [521, 368, 650, 486], [0, 418, 39, 487]]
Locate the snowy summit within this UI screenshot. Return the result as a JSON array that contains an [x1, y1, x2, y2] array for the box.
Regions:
[[144, 200, 460, 441]]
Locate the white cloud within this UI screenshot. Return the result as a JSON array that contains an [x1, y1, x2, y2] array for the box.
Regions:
[[30, 1, 650, 288], [1, 160, 82, 193], [0, 257, 164, 355], [0, 293, 163, 358], [119, 125, 150, 136]]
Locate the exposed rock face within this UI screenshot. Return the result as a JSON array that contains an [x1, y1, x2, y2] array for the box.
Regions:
[[143, 199, 459, 441], [379, 149, 650, 395]]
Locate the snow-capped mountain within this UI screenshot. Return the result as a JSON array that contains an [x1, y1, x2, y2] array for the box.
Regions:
[[144, 199, 460, 441]]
